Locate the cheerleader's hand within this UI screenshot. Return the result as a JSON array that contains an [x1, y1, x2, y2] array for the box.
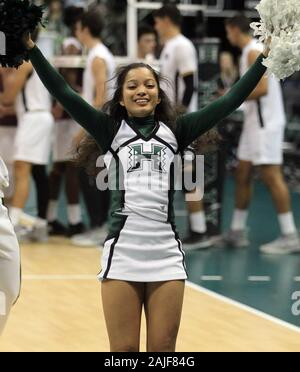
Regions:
[[22, 32, 35, 51], [262, 37, 271, 58]]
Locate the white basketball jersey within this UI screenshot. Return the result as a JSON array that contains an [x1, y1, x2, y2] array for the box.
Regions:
[[159, 34, 198, 113], [103, 120, 179, 222], [240, 39, 286, 129], [83, 43, 116, 105], [16, 69, 52, 117]]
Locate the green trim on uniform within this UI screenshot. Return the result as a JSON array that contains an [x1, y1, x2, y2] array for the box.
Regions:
[[103, 215, 128, 278], [106, 147, 126, 240]]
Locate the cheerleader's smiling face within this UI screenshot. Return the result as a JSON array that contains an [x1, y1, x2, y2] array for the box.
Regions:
[[120, 67, 161, 118]]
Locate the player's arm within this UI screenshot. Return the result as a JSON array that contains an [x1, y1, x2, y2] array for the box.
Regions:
[[92, 57, 107, 109], [28, 45, 115, 151], [0, 62, 32, 105], [74, 57, 107, 146], [177, 45, 197, 112], [179, 72, 195, 112], [175, 54, 267, 150], [245, 49, 268, 100]]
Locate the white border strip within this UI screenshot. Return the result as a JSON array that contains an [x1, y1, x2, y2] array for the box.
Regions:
[[186, 281, 300, 334]]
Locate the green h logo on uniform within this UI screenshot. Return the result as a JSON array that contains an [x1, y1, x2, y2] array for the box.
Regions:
[[128, 144, 166, 173]]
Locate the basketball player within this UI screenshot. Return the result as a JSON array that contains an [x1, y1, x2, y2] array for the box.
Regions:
[[154, 4, 210, 249], [0, 68, 50, 225], [70, 7, 116, 246], [0, 156, 20, 335], [224, 15, 300, 254], [1, 30, 54, 241], [23, 29, 269, 351], [0, 68, 18, 202], [47, 6, 85, 237]]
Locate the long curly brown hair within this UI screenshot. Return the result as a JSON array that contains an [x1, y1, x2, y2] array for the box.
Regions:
[[73, 62, 220, 175]]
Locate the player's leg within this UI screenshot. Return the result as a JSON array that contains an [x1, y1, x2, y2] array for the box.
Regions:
[[65, 162, 84, 236], [234, 160, 253, 211], [31, 164, 49, 220], [10, 111, 54, 233], [221, 160, 253, 247], [47, 162, 66, 235], [219, 122, 254, 248], [145, 280, 185, 352], [9, 160, 32, 226], [259, 164, 300, 254], [182, 149, 211, 250], [260, 165, 291, 214], [71, 169, 108, 246], [183, 196, 212, 250], [101, 280, 144, 352], [0, 200, 21, 335]]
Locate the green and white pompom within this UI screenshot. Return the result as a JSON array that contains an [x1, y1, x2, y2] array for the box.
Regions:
[[251, 0, 300, 80], [0, 0, 45, 68]]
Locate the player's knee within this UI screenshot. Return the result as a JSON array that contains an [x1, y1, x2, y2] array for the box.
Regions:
[[236, 171, 251, 186], [236, 162, 252, 185], [261, 169, 282, 188]]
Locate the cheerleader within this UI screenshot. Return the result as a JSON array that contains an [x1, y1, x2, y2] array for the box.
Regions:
[[21, 31, 270, 351]]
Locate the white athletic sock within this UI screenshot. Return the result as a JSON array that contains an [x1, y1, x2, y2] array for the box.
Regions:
[[231, 209, 248, 231], [278, 212, 297, 236], [47, 200, 58, 222], [9, 207, 22, 226], [67, 204, 81, 225], [190, 211, 207, 234]]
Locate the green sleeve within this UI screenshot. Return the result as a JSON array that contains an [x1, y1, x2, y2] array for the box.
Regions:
[[175, 54, 267, 151], [28, 46, 116, 152]]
